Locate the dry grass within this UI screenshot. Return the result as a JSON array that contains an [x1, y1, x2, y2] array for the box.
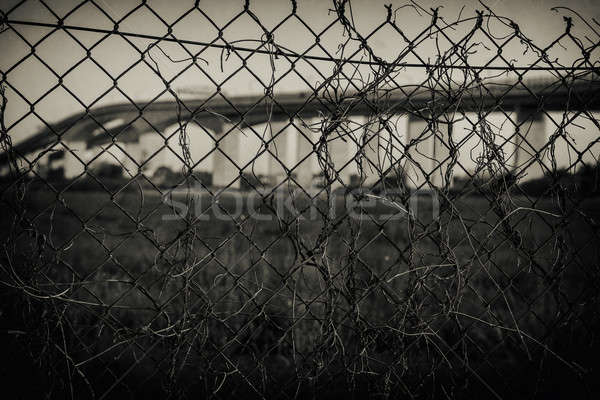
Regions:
[[2, 185, 599, 398]]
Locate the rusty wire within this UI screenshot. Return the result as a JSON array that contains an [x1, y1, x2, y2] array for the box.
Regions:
[[1, 0, 600, 399]]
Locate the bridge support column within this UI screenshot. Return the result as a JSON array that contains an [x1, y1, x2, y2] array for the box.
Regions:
[[451, 112, 516, 182], [122, 141, 143, 177], [357, 115, 407, 188], [138, 132, 166, 177], [63, 141, 87, 179], [361, 116, 381, 186], [294, 117, 316, 190], [267, 122, 290, 186], [514, 108, 547, 180], [212, 124, 240, 189], [329, 126, 352, 190], [405, 113, 452, 190], [380, 114, 407, 188], [347, 115, 378, 188], [311, 118, 351, 190]]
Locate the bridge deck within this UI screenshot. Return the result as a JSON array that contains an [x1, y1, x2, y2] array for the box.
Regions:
[[2, 77, 599, 163]]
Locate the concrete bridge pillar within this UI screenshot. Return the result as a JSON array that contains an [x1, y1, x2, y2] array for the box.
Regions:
[[345, 114, 409, 189], [138, 132, 166, 177], [514, 108, 547, 180], [380, 114, 407, 187], [328, 125, 352, 189], [294, 117, 317, 189], [358, 115, 407, 188], [404, 113, 452, 189], [347, 115, 378, 187], [122, 141, 143, 177], [451, 112, 516, 182], [62, 141, 87, 179], [266, 122, 291, 186], [212, 123, 240, 189], [310, 118, 352, 190], [361, 116, 380, 186]]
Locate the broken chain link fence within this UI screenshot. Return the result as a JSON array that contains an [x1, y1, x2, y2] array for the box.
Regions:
[[1, 0, 600, 398]]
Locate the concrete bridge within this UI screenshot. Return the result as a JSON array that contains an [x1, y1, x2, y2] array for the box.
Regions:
[[2, 76, 599, 189]]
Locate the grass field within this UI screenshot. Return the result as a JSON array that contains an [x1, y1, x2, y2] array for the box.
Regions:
[[2, 183, 600, 398]]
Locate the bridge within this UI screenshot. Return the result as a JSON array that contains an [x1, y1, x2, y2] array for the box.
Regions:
[[2, 76, 599, 189]]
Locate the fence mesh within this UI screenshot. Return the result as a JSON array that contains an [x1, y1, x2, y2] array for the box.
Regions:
[[1, 0, 600, 398]]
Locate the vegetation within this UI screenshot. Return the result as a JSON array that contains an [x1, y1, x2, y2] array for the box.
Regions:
[[1, 186, 599, 398]]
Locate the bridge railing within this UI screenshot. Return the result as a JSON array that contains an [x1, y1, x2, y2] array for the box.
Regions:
[[1, 1, 600, 399]]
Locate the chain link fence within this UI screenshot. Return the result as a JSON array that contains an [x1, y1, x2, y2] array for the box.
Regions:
[[1, 0, 600, 398]]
